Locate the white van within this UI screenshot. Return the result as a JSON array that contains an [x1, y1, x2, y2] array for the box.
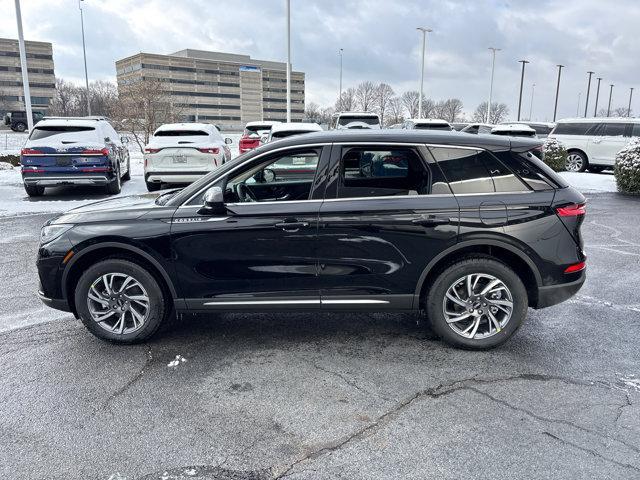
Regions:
[[548, 118, 640, 172], [331, 112, 381, 130]]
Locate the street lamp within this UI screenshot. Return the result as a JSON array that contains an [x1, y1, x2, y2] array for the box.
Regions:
[[628, 87, 634, 117], [528, 83, 536, 121], [79, 0, 91, 115], [607, 84, 614, 117], [584, 71, 594, 117], [517, 60, 529, 121], [285, 0, 291, 122], [593, 77, 602, 117], [13, 0, 33, 131], [416, 27, 432, 119], [553, 64, 564, 122], [487, 47, 501, 123], [576, 92, 581, 117], [338, 48, 343, 108]]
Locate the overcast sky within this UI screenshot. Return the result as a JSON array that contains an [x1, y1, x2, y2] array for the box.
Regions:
[[1, 0, 638, 120]]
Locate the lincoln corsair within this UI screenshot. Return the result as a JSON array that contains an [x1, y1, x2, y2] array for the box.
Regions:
[[37, 129, 586, 349]]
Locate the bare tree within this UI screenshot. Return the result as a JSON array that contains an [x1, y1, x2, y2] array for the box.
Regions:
[[355, 81, 376, 112], [50, 78, 83, 117], [318, 106, 335, 126], [304, 101, 321, 122], [113, 78, 182, 153], [597, 106, 633, 118], [387, 96, 404, 125], [336, 87, 356, 112], [473, 101, 509, 124], [89, 80, 118, 117], [373, 83, 394, 125], [436, 98, 464, 123], [401, 91, 420, 118]]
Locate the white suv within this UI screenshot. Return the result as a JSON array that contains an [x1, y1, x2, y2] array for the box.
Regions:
[[143, 123, 232, 191], [548, 118, 640, 172]]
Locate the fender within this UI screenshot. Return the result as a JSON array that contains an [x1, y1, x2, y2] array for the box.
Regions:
[[61, 241, 179, 300], [412, 237, 543, 306]]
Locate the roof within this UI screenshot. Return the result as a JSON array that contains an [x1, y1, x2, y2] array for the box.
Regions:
[[504, 121, 555, 128], [492, 124, 536, 133], [271, 122, 323, 133], [407, 118, 450, 125], [333, 112, 380, 117], [555, 117, 640, 124], [154, 122, 218, 132], [245, 121, 281, 127], [255, 128, 540, 152], [35, 118, 107, 127]]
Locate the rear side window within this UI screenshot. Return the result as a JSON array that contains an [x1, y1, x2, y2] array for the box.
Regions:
[[602, 123, 629, 137], [29, 126, 97, 141], [632, 123, 640, 137], [496, 151, 565, 190], [552, 122, 599, 135], [338, 147, 438, 197], [430, 147, 528, 194], [155, 130, 208, 137]]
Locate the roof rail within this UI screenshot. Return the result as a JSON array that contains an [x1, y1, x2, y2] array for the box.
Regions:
[[42, 116, 110, 121]]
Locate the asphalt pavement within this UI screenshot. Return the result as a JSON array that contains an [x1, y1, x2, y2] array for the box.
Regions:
[[0, 192, 639, 480]]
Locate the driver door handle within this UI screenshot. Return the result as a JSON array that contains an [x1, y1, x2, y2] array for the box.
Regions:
[[275, 221, 309, 231], [411, 215, 450, 226]]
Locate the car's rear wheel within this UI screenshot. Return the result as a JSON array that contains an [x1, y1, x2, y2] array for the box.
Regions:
[[425, 257, 528, 349], [13, 122, 26, 132], [566, 151, 588, 172], [106, 165, 122, 194], [146, 180, 161, 192], [74, 258, 167, 343], [122, 157, 131, 181], [24, 184, 44, 197]]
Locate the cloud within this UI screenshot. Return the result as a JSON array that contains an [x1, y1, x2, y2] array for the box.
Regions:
[[0, 0, 637, 120]]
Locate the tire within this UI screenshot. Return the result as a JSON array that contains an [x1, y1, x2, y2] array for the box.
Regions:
[[13, 122, 27, 132], [122, 157, 131, 181], [24, 184, 44, 197], [146, 180, 161, 192], [106, 165, 122, 194], [425, 256, 528, 350], [565, 150, 588, 172], [74, 258, 167, 343]]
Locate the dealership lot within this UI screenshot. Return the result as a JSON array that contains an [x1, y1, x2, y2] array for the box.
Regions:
[[0, 190, 638, 479]]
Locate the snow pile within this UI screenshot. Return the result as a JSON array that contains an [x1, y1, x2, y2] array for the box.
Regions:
[[0, 162, 12, 170], [167, 354, 187, 368], [614, 137, 640, 194]]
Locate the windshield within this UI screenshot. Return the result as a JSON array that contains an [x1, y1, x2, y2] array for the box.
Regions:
[[29, 126, 98, 141], [337, 116, 380, 126]]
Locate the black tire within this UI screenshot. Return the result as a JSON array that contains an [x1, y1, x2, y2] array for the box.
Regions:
[[122, 157, 131, 181], [565, 150, 588, 172], [13, 122, 27, 132], [24, 184, 44, 197], [74, 258, 167, 343], [425, 256, 528, 350], [146, 180, 161, 192], [106, 165, 122, 194]]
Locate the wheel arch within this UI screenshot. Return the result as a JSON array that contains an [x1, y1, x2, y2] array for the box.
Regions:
[[413, 239, 542, 309], [62, 242, 179, 316], [566, 147, 589, 163]]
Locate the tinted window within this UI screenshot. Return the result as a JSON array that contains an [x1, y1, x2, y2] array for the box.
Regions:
[[602, 123, 628, 137], [552, 122, 599, 135], [632, 123, 640, 137], [155, 130, 208, 137], [430, 147, 528, 194], [496, 152, 563, 190], [338, 147, 434, 198], [337, 116, 379, 126], [414, 124, 452, 131], [29, 126, 97, 141]]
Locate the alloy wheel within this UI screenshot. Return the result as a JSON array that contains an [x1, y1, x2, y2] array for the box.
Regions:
[[566, 153, 584, 172], [87, 272, 150, 335], [442, 273, 514, 340]]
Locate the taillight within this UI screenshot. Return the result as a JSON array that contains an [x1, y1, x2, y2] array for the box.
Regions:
[[556, 203, 586, 217], [198, 147, 220, 154], [82, 148, 109, 155], [144, 148, 161, 154], [564, 261, 586, 273], [21, 148, 44, 155]]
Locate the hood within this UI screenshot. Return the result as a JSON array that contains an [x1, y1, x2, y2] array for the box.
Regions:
[[51, 191, 171, 225]]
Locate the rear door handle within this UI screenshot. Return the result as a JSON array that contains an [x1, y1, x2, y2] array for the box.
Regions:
[[274, 221, 309, 231], [412, 215, 450, 227]]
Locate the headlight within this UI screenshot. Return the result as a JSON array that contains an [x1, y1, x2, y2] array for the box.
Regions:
[[40, 224, 73, 245]]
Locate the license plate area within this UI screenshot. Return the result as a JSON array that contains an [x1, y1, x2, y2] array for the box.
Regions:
[[56, 157, 73, 167], [173, 156, 187, 164]]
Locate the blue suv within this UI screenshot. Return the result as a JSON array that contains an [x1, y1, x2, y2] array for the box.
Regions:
[[20, 117, 130, 197]]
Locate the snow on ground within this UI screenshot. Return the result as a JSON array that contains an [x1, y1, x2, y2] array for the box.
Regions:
[[559, 171, 617, 193]]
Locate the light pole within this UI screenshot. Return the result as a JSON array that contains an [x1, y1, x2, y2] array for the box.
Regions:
[[416, 27, 432, 119], [338, 48, 343, 109], [517, 60, 529, 121], [576, 92, 581, 117], [584, 71, 594, 117], [607, 84, 614, 117], [285, 0, 291, 122], [487, 47, 501, 123], [628, 87, 634, 117], [79, 0, 91, 115], [14, 0, 33, 132], [593, 77, 602, 117], [553, 64, 564, 122], [528, 83, 536, 121]]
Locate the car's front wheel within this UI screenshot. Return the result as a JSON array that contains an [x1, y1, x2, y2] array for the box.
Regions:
[[74, 258, 167, 343], [565, 151, 588, 172], [13, 122, 26, 132], [425, 256, 528, 349]]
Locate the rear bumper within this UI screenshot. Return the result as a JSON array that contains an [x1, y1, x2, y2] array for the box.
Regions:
[[532, 272, 586, 309], [145, 171, 210, 184], [23, 174, 110, 186]]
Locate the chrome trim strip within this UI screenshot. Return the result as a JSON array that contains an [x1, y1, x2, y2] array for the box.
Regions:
[[321, 299, 390, 304], [202, 299, 390, 306], [21, 153, 107, 157]]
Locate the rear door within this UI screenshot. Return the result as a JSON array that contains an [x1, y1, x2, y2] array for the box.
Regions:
[[587, 122, 631, 165], [316, 143, 459, 310]]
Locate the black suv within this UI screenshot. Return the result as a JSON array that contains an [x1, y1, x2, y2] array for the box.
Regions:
[[3, 110, 44, 131], [37, 130, 586, 349]]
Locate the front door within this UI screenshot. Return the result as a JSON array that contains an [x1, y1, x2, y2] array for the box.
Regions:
[[316, 144, 459, 310], [170, 146, 329, 310]]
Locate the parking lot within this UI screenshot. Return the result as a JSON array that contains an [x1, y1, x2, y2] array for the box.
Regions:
[[0, 187, 639, 479]]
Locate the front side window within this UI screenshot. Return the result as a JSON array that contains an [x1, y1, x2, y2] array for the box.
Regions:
[[337, 147, 433, 198]]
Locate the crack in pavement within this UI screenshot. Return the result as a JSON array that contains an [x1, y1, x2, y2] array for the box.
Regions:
[[272, 373, 638, 478], [101, 345, 153, 412]]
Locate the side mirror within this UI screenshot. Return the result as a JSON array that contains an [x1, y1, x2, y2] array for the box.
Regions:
[[120, 136, 129, 144], [200, 186, 226, 215], [225, 137, 233, 144], [260, 134, 269, 144]]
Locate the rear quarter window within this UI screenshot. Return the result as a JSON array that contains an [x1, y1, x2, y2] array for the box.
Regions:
[[498, 151, 568, 190]]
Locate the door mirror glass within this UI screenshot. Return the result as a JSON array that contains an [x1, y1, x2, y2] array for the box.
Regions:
[[224, 137, 233, 144], [201, 186, 226, 214], [120, 135, 129, 144]]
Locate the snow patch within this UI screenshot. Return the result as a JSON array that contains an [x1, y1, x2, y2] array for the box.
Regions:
[[559, 171, 617, 193], [0, 162, 13, 170], [167, 355, 188, 368]]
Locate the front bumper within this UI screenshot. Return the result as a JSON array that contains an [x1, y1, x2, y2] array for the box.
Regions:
[[23, 174, 110, 186], [38, 290, 71, 312], [532, 272, 586, 309]]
